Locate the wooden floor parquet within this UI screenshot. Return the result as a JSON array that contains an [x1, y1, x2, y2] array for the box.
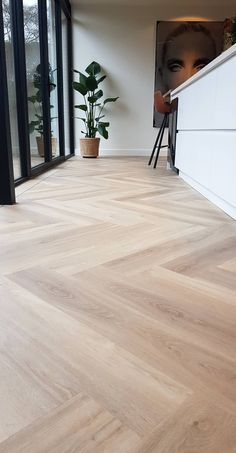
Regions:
[[0, 156, 236, 452]]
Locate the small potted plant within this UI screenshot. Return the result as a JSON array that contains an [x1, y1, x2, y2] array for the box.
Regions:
[[73, 61, 118, 157], [28, 64, 57, 157], [223, 15, 236, 50]]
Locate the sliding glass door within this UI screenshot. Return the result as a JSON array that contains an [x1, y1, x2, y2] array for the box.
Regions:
[[2, 0, 21, 179], [23, 0, 45, 168], [47, 0, 60, 159], [61, 8, 70, 156], [0, 0, 74, 203]]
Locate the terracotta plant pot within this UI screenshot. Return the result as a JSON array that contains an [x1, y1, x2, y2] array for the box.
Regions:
[[80, 137, 100, 158], [36, 136, 57, 157]]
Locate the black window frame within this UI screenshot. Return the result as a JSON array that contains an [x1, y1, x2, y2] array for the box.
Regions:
[[0, 0, 15, 204]]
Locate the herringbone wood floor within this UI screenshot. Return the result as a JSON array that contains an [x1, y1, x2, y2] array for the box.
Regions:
[[1, 156, 236, 452]]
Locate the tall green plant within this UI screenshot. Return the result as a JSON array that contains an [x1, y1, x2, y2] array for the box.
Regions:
[[73, 61, 118, 139]]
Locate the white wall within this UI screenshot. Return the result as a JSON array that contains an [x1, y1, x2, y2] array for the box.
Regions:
[[72, 0, 236, 156]]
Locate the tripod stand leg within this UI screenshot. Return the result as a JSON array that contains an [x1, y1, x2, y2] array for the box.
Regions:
[[148, 115, 166, 166], [153, 114, 168, 169]]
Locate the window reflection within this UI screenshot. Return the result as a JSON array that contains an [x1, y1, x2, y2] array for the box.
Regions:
[[62, 10, 70, 155], [47, 0, 60, 158], [3, 0, 21, 179], [23, 0, 45, 167]]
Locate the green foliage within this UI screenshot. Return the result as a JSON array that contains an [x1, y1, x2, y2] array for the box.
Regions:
[[73, 61, 119, 139], [28, 64, 56, 137]]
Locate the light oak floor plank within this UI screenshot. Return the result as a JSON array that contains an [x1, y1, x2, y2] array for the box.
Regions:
[[0, 393, 140, 453], [1, 156, 236, 452], [137, 395, 236, 453]]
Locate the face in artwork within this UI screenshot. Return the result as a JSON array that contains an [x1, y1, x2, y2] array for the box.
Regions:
[[161, 31, 216, 91]]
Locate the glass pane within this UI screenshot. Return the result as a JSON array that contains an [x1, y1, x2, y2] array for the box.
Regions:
[[61, 11, 70, 156], [3, 0, 21, 179], [23, 0, 45, 168], [47, 0, 60, 158]]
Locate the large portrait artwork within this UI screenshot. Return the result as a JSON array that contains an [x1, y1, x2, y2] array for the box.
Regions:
[[154, 21, 224, 127]]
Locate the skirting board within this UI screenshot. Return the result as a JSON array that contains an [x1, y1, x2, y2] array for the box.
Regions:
[[75, 148, 168, 157], [179, 171, 236, 220]]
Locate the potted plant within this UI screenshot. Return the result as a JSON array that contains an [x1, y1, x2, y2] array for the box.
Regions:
[[28, 64, 57, 157], [73, 61, 118, 157], [223, 15, 236, 50]]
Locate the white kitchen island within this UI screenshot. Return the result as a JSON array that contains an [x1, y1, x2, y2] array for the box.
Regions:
[[171, 44, 236, 220]]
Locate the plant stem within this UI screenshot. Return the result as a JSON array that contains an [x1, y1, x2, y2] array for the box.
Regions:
[[83, 94, 89, 136], [91, 90, 94, 137]]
